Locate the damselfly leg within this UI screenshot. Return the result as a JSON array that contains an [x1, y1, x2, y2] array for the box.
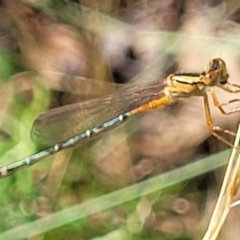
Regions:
[[202, 58, 240, 149], [203, 92, 237, 148], [211, 90, 240, 115]]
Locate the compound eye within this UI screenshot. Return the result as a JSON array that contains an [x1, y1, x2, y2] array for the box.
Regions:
[[220, 73, 229, 84], [210, 59, 220, 71]]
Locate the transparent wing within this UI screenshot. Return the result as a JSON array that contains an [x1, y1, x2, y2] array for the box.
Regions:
[[31, 78, 167, 147]]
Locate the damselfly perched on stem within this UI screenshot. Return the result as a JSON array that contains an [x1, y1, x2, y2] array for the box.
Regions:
[[0, 58, 240, 178]]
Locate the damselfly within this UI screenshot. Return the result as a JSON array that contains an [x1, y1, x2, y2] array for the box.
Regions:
[[0, 58, 240, 178]]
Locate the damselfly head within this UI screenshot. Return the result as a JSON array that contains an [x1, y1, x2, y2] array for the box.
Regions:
[[207, 58, 229, 85]]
